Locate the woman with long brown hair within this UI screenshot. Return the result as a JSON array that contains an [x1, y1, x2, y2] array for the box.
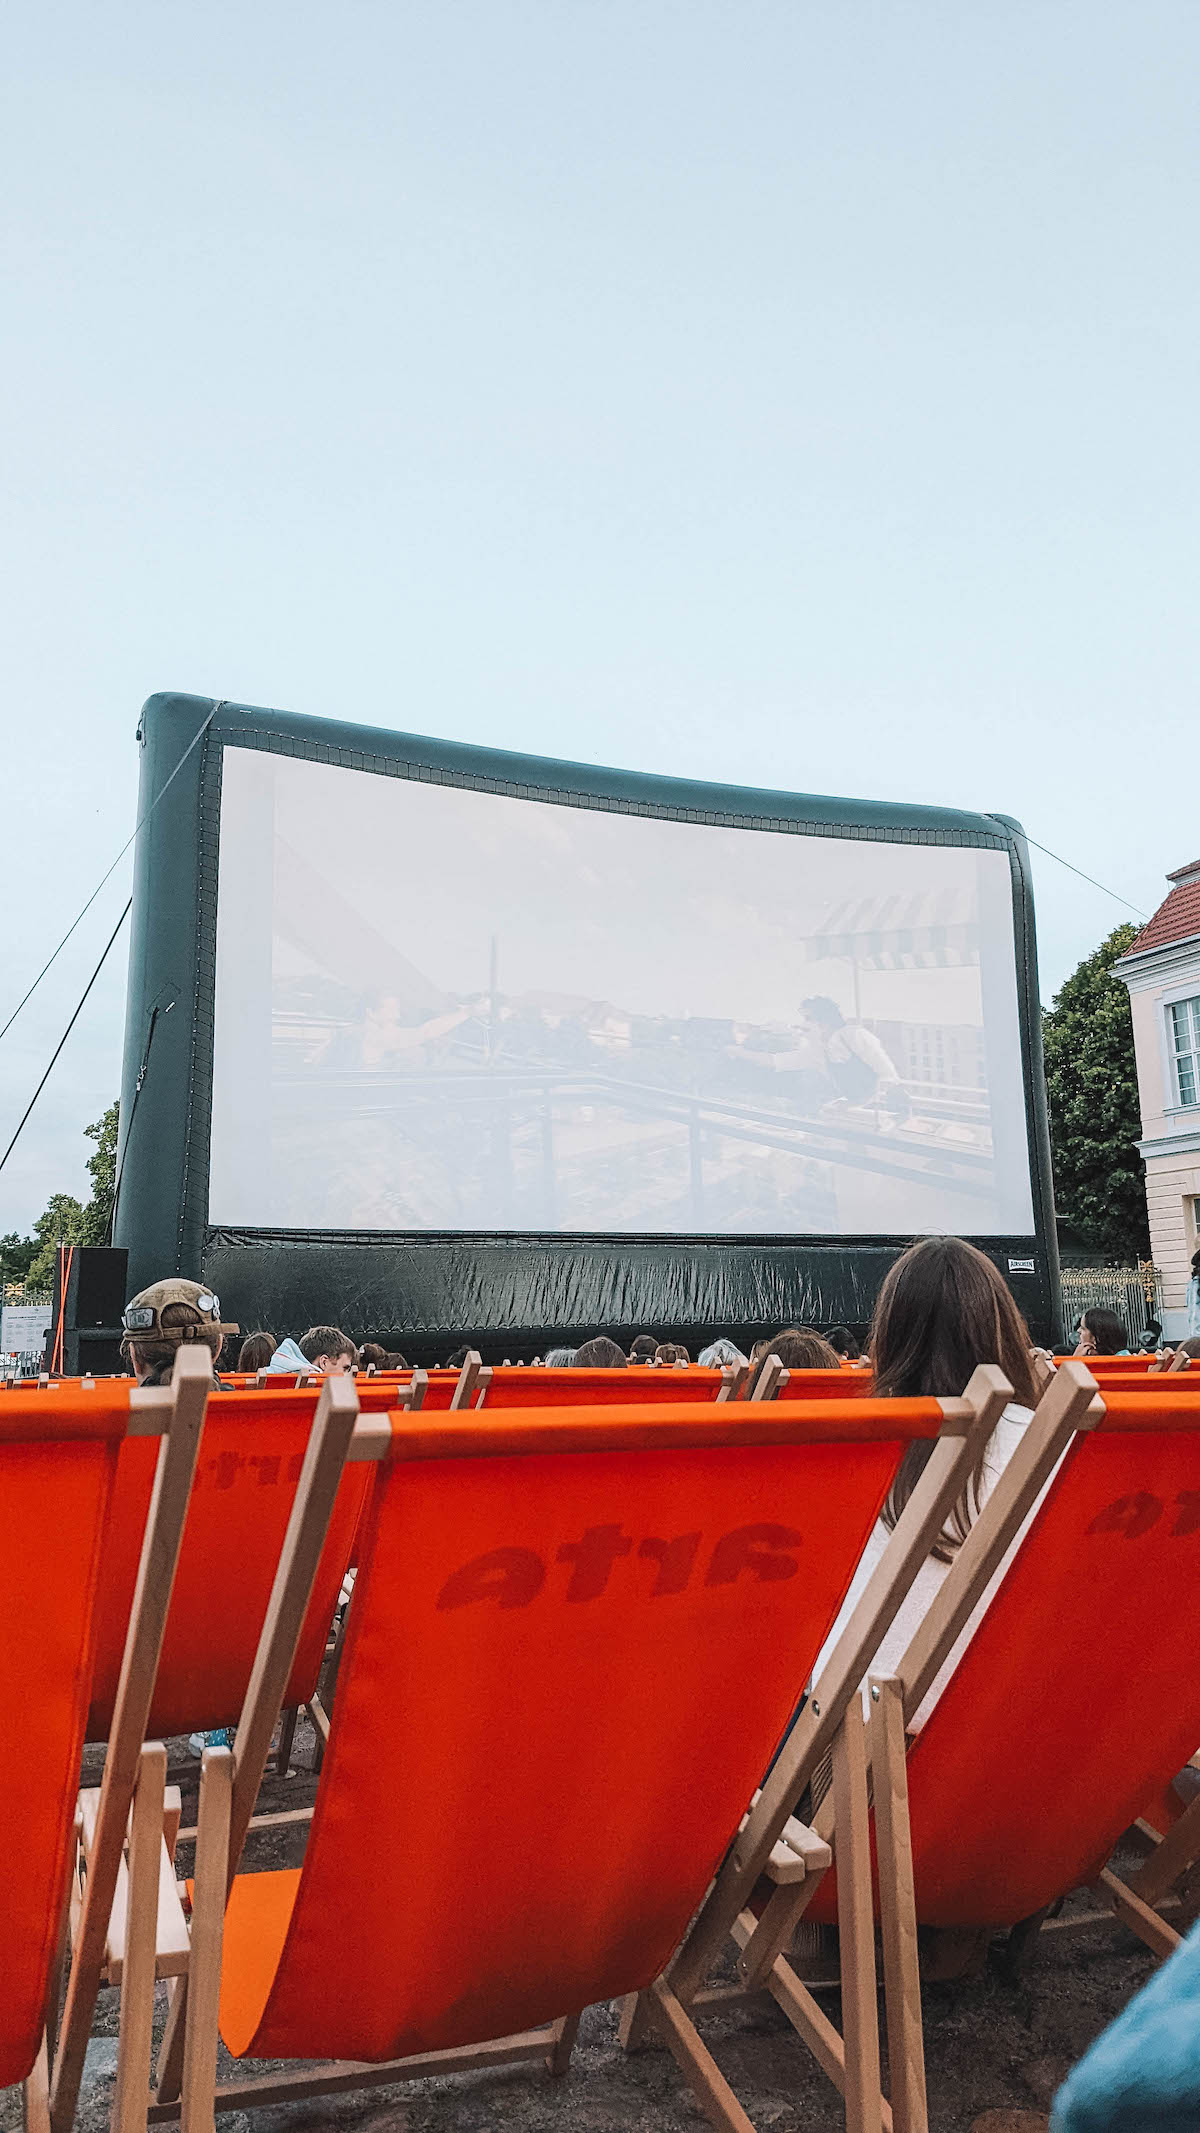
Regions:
[[813, 1234, 1041, 1726]]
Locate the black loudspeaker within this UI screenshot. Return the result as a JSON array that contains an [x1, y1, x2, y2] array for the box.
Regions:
[[47, 1245, 129, 1376]]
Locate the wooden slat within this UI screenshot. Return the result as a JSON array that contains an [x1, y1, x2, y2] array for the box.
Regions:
[[175, 1802, 313, 1847], [52, 1351, 211, 2133], [833, 1701, 884, 2133], [669, 1370, 1003, 2007], [449, 1352, 484, 1409], [869, 1676, 927, 2133], [747, 1354, 784, 1403], [146, 2028, 560, 2119], [1097, 1868, 1183, 1959], [1039, 1896, 1182, 1942], [647, 1979, 758, 2133], [765, 1954, 895, 2132], [154, 1373, 361, 2104], [896, 1361, 1099, 1726], [113, 1745, 167, 2133], [545, 2013, 580, 2077], [180, 1750, 233, 2133], [24, 2034, 52, 2133], [1129, 1785, 1200, 1907]]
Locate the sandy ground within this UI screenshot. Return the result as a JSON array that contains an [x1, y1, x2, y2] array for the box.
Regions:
[[2, 1725, 1158, 2133]]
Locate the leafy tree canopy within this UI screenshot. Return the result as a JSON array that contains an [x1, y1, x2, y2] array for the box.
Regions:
[[1043, 924, 1150, 1262], [3, 1102, 119, 1295], [80, 1103, 119, 1246]]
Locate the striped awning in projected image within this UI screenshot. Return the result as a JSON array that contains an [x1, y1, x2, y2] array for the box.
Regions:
[[801, 890, 979, 970]]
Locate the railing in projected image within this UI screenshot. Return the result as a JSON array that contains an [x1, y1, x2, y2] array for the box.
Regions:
[[267, 1064, 999, 1230]]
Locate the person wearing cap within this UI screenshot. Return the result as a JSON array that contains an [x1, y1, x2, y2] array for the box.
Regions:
[[120, 1278, 238, 1388]]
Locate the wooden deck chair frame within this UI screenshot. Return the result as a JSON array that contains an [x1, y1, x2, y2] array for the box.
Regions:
[[275, 1368, 428, 1778], [153, 1366, 1009, 2133], [449, 1351, 492, 1409], [621, 1364, 1104, 2133], [848, 1362, 1200, 1982], [131, 1377, 383, 2122], [40, 1347, 214, 2133], [49, 1373, 370, 2133]]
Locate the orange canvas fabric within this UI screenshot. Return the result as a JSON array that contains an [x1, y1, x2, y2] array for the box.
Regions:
[[0, 1389, 128, 2084], [86, 1389, 373, 1739], [810, 1391, 1200, 1928], [776, 1369, 871, 1400], [412, 1366, 863, 1413], [216, 1396, 946, 2064], [411, 1365, 728, 1411]]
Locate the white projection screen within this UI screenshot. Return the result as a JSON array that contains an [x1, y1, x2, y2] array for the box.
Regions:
[[208, 749, 1035, 1239]]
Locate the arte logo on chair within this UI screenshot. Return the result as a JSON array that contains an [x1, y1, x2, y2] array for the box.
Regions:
[[436, 1521, 805, 1610], [1087, 1491, 1200, 1538]]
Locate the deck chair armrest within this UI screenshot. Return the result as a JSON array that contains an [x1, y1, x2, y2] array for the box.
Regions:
[[766, 1817, 833, 1887]]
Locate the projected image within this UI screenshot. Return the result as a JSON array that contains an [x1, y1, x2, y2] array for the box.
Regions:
[[208, 751, 1035, 1237]]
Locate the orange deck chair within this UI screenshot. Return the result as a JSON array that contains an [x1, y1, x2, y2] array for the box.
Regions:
[[620, 1365, 1098, 2133], [154, 1373, 1007, 2133], [81, 1377, 423, 1743], [692, 1364, 1200, 2123], [48, 1367, 375, 2133], [2, 1350, 212, 2133], [415, 1355, 747, 1411]]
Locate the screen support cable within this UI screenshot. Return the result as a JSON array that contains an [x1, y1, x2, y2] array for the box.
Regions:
[[0, 898, 132, 1179], [1023, 835, 1148, 921], [0, 701, 220, 1050]]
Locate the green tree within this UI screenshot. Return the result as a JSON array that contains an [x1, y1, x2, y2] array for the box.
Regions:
[[4, 1102, 120, 1293], [80, 1102, 119, 1246], [25, 1192, 87, 1293], [1042, 923, 1150, 1261], [0, 1230, 37, 1287]]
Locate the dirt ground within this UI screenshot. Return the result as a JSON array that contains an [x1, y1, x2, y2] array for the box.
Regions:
[[3, 1725, 1157, 2133]]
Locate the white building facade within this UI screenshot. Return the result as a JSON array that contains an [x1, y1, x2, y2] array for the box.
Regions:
[[1114, 860, 1200, 1338]]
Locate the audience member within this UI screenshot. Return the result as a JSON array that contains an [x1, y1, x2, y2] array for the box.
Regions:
[[445, 1344, 472, 1369], [628, 1334, 659, 1364], [266, 1326, 358, 1375], [697, 1337, 748, 1369], [357, 1342, 389, 1370], [1138, 1318, 1164, 1353], [746, 1325, 841, 1391], [543, 1345, 578, 1367], [1074, 1307, 1130, 1357], [236, 1331, 276, 1372], [814, 1235, 1039, 1724], [573, 1336, 628, 1367], [825, 1325, 862, 1359], [121, 1279, 235, 1388], [654, 1341, 690, 1365]]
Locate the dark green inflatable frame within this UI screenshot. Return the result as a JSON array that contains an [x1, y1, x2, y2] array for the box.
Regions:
[[114, 694, 1060, 1349]]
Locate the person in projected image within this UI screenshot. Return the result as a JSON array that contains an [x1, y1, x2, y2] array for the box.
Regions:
[[736, 995, 911, 1121]]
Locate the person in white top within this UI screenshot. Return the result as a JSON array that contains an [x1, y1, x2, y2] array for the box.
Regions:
[[814, 1235, 1043, 1731]]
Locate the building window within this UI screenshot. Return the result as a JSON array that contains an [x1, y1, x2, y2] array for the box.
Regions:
[[1168, 996, 1200, 1107]]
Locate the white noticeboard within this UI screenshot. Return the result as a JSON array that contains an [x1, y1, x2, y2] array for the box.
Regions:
[[1, 1304, 52, 1358]]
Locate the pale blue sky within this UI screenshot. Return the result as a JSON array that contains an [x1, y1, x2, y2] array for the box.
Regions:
[[2, 0, 1197, 1233]]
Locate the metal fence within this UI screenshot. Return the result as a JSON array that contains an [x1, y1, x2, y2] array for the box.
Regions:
[[1060, 1263, 1163, 1342]]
